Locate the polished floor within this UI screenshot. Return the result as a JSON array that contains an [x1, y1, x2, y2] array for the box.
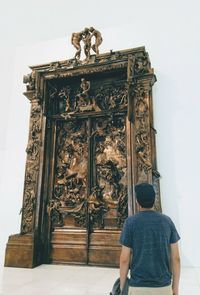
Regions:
[[0, 265, 200, 295]]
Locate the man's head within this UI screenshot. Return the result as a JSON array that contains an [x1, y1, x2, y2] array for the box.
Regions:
[[135, 183, 155, 208], [84, 27, 89, 33], [89, 27, 94, 32]]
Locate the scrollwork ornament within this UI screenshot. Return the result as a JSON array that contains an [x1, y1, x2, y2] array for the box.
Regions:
[[134, 81, 152, 181], [21, 188, 36, 233], [21, 99, 43, 234]]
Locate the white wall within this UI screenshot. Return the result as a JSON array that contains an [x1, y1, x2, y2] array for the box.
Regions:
[[0, 0, 200, 267]]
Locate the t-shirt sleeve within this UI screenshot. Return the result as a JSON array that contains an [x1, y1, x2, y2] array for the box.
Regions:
[[119, 218, 133, 248], [170, 221, 180, 244]]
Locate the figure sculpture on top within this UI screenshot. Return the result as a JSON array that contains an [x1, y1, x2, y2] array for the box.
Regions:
[[71, 31, 83, 60], [71, 26, 103, 61], [82, 27, 91, 61], [89, 27, 103, 55]]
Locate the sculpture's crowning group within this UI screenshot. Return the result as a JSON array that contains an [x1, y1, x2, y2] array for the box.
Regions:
[[71, 27, 103, 61]]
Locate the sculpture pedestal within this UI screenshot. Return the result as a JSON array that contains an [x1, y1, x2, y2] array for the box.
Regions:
[[4, 233, 41, 268]]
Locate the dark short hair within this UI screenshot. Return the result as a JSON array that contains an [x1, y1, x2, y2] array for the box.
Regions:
[[135, 183, 155, 208]]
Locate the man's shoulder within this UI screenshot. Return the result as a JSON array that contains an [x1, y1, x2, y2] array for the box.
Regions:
[[154, 212, 176, 230], [158, 212, 173, 222], [126, 213, 141, 223], [126, 212, 173, 223]]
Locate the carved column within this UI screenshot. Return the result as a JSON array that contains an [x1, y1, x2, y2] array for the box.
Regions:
[[5, 72, 44, 268], [133, 74, 161, 211], [21, 95, 42, 233], [127, 51, 161, 213]]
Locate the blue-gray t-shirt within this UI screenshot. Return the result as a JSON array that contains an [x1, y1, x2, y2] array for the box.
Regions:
[[120, 211, 180, 287]]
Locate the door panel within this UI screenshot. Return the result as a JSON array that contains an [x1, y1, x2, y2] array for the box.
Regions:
[[93, 116, 128, 230], [48, 115, 128, 266], [51, 120, 88, 229]]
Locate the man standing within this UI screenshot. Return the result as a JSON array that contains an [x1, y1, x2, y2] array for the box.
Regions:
[[71, 31, 83, 60], [82, 28, 91, 61], [120, 183, 180, 295], [89, 27, 103, 55]]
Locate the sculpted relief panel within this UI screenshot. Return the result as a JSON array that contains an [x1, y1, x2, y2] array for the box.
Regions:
[[93, 116, 128, 228], [21, 102, 43, 234], [48, 78, 128, 117], [48, 115, 128, 231], [48, 120, 88, 228]]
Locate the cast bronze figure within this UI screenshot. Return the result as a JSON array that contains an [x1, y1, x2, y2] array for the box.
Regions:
[[71, 31, 83, 60], [89, 27, 103, 55], [71, 26, 103, 61]]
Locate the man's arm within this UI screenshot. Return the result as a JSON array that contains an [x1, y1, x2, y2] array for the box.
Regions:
[[120, 245, 131, 291], [170, 242, 181, 295]]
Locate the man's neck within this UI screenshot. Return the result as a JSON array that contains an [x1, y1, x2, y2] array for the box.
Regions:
[[140, 207, 154, 212]]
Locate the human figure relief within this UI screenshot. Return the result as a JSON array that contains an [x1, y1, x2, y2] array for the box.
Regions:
[[71, 31, 83, 60], [89, 27, 103, 55], [82, 27, 91, 61], [71, 27, 103, 60], [80, 78, 90, 97]]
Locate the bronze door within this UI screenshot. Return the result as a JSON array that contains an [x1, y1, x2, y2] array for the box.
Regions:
[[4, 47, 162, 269], [45, 114, 128, 266]]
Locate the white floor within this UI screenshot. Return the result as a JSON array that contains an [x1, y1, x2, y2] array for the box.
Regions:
[[0, 265, 200, 295]]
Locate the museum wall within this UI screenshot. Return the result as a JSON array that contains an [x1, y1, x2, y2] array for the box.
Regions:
[[0, 0, 200, 267]]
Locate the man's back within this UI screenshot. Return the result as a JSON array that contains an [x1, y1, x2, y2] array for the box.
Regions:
[[120, 210, 180, 287]]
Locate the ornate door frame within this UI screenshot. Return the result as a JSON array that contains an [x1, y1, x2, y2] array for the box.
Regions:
[[4, 47, 161, 268]]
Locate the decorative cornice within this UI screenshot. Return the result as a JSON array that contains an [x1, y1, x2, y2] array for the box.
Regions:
[[29, 47, 146, 72]]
